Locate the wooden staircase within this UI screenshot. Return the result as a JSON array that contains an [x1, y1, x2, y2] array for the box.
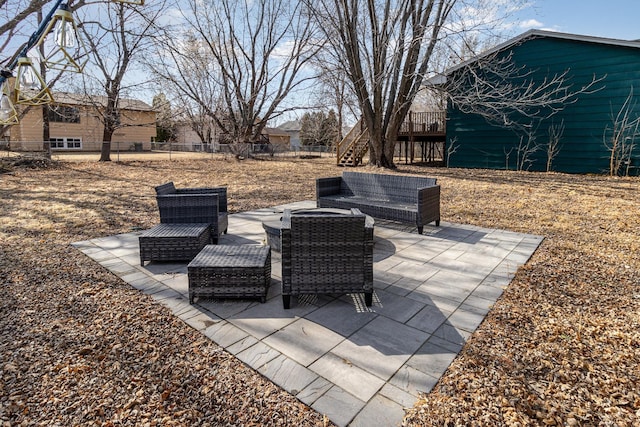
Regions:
[[335, 111, 446, 166], [336, 120, 369, 167]]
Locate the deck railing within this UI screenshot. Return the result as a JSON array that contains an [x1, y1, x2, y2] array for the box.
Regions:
[[399, 111, 446, 135]]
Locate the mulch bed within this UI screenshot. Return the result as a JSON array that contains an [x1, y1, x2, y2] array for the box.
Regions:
[[1, 155, 638, 426]]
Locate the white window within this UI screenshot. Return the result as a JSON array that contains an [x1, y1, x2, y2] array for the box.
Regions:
[[50, 137, 82, 150]]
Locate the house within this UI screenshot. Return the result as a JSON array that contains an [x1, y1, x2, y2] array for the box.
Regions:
[[4, 92, 156, 152], [445, 30, 640, 175], [173, 123, 208, 151], [172, 119, 291, 154], [263, 127, 290, 151], [277, 119, 301, 150], [173, 118, 219, 152]]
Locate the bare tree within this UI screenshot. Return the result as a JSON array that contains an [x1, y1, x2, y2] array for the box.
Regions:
[[305, 0, 533, 168], [323, 109, 340, 146], [149, 31, 226, 153], [306, 0, 448, 167], [299, 111, 325, 146], [516, 130, 539, 171], [299, 110, 340, 146], [152, 0, 322, 157], [152, 93, 175, 142], [446, 50, 604, 132], [502, 120, 543, 171], [309, 52, 360, 140], [546, 119, 564, 172], [446, 136, 458, 168], [182, 102, 218, 150], [76, 0, 166, 161], [604, 87, 639, 176], [321, 72, 357, 141], [503, 146, 513, 170]]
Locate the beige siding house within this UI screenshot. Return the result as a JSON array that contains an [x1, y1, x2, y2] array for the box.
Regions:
[[173, 121, 290, 152], [276, 120, 301, 149], [4, 93, 156, 152], [263, 127, 290, 151]]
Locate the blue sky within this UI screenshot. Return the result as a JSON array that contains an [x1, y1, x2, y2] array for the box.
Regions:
[[517, 0, 640, 40]]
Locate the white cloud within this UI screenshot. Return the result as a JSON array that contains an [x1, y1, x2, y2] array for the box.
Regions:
[[518, 19, 543, 29]]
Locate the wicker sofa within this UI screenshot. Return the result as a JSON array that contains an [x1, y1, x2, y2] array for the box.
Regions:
[[155, 182, 228, 243], [316, 171, 440, 234], [280, 208, 374, 309]]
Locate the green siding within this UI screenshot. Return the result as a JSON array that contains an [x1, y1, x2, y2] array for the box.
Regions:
[[447, 36, 640, 175]]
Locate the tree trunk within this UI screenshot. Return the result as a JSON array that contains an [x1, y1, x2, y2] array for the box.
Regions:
[[382, 143, 395, 168], [368, 142, 396, 168], [365, 116, 398, 169], [382, 114, 404, 168], [100, 95, 118, 162], [366, 117, 383, 167], [100, 127, 114, 162], [42, 107, 51, 159], [38, 9, 51, 160], [99, 142, 112, 161]]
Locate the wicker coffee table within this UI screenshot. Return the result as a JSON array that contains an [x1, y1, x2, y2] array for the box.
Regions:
[[187, 245, 272, 303], [139, 223, 211, 266]]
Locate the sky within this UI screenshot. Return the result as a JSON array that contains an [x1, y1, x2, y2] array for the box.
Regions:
[[516, 0, 640, 41], [7, 0, 638, 113], [273, 0, 640, 126]]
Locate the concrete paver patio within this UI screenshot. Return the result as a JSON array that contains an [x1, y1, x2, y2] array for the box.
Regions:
[[72, 200, 543, 427]]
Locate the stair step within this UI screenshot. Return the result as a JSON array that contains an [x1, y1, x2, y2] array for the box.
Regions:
[[337, 121, 369, 167]]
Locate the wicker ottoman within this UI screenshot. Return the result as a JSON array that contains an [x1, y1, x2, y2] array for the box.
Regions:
[[139, 223, 210, 266], [187, 245, 271, 303]]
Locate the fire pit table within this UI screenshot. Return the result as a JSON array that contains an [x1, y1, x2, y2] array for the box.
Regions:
[[261, 208, 374, 253]]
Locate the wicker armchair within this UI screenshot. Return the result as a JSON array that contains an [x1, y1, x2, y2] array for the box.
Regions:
[[280, 208, 374, 309], [155, 182, 228, 243]]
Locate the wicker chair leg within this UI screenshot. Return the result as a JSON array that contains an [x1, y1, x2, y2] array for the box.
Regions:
[[436, 219, 440, 226], [365, 292, 373, 307], [283, 295, 291, 309], [418, 226, 424, 234]]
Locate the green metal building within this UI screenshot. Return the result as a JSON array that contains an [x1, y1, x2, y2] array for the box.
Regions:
[[446, 30, 640, 175]]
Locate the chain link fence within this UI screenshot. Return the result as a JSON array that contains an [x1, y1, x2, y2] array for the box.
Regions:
[[2, 140, 335, 161]]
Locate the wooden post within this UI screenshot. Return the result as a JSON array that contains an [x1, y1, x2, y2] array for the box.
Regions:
[[408, 111, 413, 164]]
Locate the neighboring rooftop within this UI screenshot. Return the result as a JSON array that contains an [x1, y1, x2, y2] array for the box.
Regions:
[[277, 119, 301, 131], [51, 92, 154, 112]]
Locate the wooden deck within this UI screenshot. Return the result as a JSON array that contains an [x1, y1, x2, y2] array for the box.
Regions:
[[335, 111, 447, 166], [398, 111, 446, 139], [396, 111, 446, 165]]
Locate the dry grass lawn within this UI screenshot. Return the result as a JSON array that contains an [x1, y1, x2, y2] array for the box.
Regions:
[[1, 154, 638, 426]]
